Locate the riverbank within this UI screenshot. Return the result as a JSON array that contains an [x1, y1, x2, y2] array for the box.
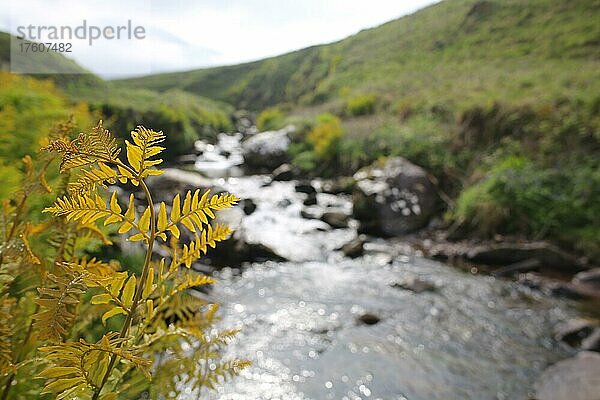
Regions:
[[119, 125, 600, 399]]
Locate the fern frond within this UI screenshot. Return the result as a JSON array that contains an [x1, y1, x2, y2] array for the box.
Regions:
[[178, 224, 233, 268], [44, 193, 146, 241], [58, 261, 134, 323], [68, 162, 123, 196], [198, 359, 251, 391], [0, 296, 15, 375], [33, 264, 86, 343], [125, 126, 165, 179], [42, 121, 120, 173], [165, 190, 239, 237], [39, 332, 151, 398]]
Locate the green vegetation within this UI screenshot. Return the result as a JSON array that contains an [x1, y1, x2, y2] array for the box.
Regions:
[[0, 122, 248, 399], [345, 94, 377, 116], [118, 0, 600, 112], [256, 107, 285, 131], [0, 72, 94, 199], [1, 0, 598, 260]]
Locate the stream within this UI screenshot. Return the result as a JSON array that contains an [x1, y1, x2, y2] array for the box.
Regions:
[[182, 133, 581, 400]]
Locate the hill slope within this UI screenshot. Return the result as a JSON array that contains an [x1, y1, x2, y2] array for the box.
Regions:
[[118, 0, 600, 111], [0, 31, 235, 156]]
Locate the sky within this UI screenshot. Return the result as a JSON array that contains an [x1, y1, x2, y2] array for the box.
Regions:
[[1, 0, 439, 78]]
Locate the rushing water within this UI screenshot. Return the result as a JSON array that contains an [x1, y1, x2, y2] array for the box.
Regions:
[[183, 134, 580, 400]]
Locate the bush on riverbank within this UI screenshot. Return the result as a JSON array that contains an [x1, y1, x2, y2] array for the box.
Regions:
[[284, 99, 600, 261]]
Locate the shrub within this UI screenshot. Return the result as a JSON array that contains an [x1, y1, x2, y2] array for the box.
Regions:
[[307, 113, 344, 160], [256, 107, 284, 131], [453, 155, 600, 258], [346, 94, 377, 116], [0, 121, 249, 399], [0, 72, 93, 199]]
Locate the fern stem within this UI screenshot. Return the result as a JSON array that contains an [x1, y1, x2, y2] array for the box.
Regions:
[[91, 176, 156, 400]]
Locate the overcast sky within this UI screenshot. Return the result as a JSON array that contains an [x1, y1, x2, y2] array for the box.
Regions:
[[2, 0, 439, 78]]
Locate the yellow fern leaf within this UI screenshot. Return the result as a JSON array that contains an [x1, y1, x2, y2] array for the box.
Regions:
[[68, 162, 122, 196], [42, 120, 120, 173], [125, 126, 165, 179], [33, 265, 86, 343], [166, 190, 239, 235]]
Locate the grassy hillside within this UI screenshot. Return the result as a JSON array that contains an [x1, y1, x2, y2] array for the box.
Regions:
[[118, 0, 600, 111], [0, 31, 235, 156], [120, 0, 600, 260]]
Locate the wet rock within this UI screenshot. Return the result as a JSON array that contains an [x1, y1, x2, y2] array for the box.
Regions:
[[241, 199, 257, 215], [300, 207, 322, 220], [295, 181, 317, 195], [534, 351, 600, 400], [466, 242, 585, 272], [303, 193, 318, 206], [555, 319, 596, 347], [339, 237, 365, 258], [203, 207, 287, 267], [321, 211, 349, 229], [319, 177, 356, 195], [581, 328, 600, 352], [517, 273, 585, 299], [572, 268, 600, 298], [391, 276, 436, 293], [272, 164, 296, 181], [353, 157, 438, 236], [357, 313, 381, 325], [277, 198, 293, 208], [242, 126, 292, 172]]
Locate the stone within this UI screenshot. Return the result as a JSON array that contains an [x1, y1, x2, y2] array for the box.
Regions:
[[303, 193, 318, 206], [319, 177, 355, 195], [466, 242, 585, 272], [391, 276, 436, 293], [554, 318, 596, 347], [241, 198, 257, 215], [357, 313, 381, 325], [534, 351, 600, 400], [295, 181, 317, 195], [242, 126, 293, 171], [321, 211, 349, 229], [581, 328, 600, 352], [340, 237, 365, 258], [272, 163, 296, 181], [353, 157, 438, 236], [572, 268, 600, 298]]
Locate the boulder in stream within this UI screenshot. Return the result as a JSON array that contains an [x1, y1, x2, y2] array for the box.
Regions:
[[339, 237, 365, 258], [321, 211, 349, 229], [272, 163, 297, 181], [242, 126, 293, 172], [353, 157, 438, 236], [534, 351, 600, 400]]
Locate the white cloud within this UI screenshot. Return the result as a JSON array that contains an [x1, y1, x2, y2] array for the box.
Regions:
[[1, 0, 439, 78]]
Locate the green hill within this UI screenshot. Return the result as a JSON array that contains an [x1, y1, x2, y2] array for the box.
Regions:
[[118, 0, 600, 111], [119, 0, 600, 259], [0, 31, 235, 157]]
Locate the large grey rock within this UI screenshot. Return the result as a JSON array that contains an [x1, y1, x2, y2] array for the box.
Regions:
[[534, 351, 600, 400], [353, 157, 438, 236], [242, 126, 293, 171], [203, 207, 286, 267]]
